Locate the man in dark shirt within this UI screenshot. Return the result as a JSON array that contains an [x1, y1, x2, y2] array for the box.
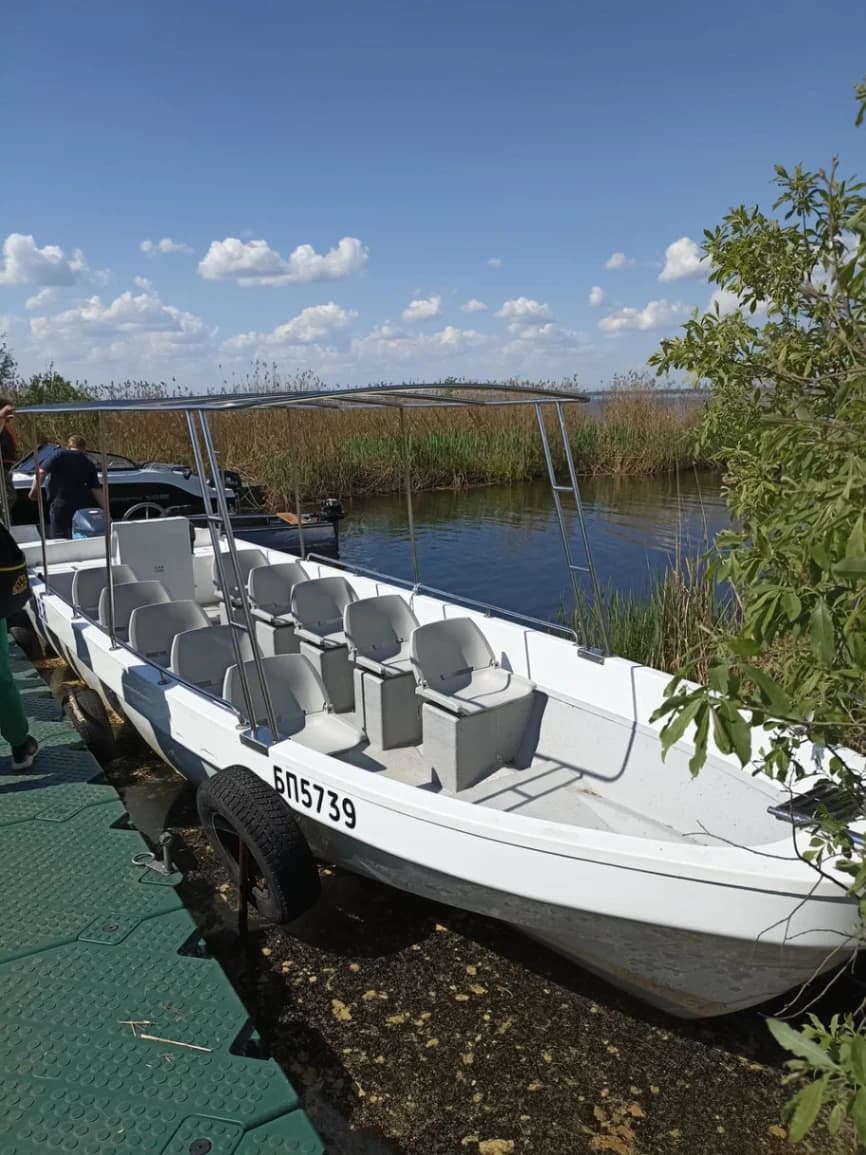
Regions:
[[28, 434, 106, 539]]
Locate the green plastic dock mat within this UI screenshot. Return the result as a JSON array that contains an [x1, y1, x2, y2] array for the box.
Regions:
[[0, 649, 324, 1155]]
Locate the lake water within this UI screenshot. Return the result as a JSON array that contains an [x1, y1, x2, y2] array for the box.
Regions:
[[328, 470, 728, 627]]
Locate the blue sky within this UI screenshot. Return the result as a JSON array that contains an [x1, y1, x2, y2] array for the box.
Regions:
[[3, 0, 865, 390]]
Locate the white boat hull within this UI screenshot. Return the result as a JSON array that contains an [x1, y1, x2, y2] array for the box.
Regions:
[[24, 537, 860, 1019]]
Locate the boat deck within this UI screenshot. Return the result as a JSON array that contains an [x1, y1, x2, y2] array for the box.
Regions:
[[0, 646, 323, 1155]]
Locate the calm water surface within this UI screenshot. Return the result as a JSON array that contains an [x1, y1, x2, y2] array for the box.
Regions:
[[329, 470, 727, 625]]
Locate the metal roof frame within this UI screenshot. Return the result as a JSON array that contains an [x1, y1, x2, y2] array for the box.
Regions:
[[14, 381, 590, 416]]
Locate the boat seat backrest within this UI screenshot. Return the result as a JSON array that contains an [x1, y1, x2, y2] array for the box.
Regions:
[[211, 549, 268, 596], [98, 580, 171, 633], [411, 618, 496, 695], [72, 563, 137, 616], [128, 599, 211, 664], [291, 576, 357, 637], [169, 624, 254, 693], [344, 595, 419, 664], [223, 654, 330, 731], [248, 562, 309, 617]]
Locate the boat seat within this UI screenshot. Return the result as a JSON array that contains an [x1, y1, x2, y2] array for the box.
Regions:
[[223, 654, 364, 755], [169, 624, 254, 694], [411, 618, 536, 792], [344, 594, 421, 748], [212, 548, 268, 619], [97, 580, 171, 641], [71, 563, 137, 619], [247, 561, 309, 656], [291, 576, 358, 711], [128, 599, 211, 667]]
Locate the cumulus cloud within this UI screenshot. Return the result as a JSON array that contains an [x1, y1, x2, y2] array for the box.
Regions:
[[402, 295, 442, 321], [25, 287, 56, 311], [598, 298, 690, 333], [198, 235, 368, 286], [588, 285, 607, 307], [140, 237, 193, 256], [461, 298, 487, 313], [223, 303, 358, 354], [0, 233, 88, 286], [487, 257, 502, 267], [350, 323, 485, 362], [133, 276, 153, 290], [659, 236, 707, 282], [707, 286, 768, 317], [604, 251, 635, 271], [30, 289, 213, 361], [496, 297, 553, 322]]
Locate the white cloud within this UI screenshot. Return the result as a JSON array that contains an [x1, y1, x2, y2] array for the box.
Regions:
[[402, 295, 442, 321], [461, 298, 487, 313], [588, 285, 607, 307], [223, 303, 358, 354], [598, 298, 690, 333], [198, 235, 368, 286], [496, 297, 553, 321], [487, 257, 502, 267], [350, 323, 485, 363], [708, 286, 768, 317], [0, 233, 88, 286], [659, 236, 707, 282], [604, 251, 635, 271], [140, 237, 193, 256], [30, 289, 213, 362], [133, 276, 153, 290], [24, 287, 56, 311]]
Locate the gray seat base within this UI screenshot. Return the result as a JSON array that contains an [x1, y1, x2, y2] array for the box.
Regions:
[[353, 667, 421, 749], [254, 617, 300, 657], [300, 640, 354, 713], [420, 695, 536, 793]]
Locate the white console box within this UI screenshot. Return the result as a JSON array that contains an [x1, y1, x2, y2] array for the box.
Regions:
[[111, 517, 194, 601]]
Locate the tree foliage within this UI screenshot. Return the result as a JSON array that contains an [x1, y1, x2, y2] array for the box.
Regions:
[[648, 80, 866, 1144]]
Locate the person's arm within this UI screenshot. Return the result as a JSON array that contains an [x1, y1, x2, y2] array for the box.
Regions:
[[90, 485, 106, 512], [28, 466, 45, 501], [0, 403, 13, 431]]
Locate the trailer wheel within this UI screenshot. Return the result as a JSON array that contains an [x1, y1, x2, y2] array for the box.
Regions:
[[196, 765, 320, 923], [63, 687, 116, 763]]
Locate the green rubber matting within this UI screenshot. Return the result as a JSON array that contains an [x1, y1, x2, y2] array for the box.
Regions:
[[0, 650, 323, 1155]]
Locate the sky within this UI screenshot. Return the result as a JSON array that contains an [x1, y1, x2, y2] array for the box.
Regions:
[[2, 0, 866, 392]]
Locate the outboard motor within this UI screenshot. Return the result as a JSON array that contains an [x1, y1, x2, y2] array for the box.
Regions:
[[71, 508, 107, 539], [319, 497, 344, 521]]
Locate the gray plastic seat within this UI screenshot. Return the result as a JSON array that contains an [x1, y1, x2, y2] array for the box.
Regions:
[[223, 655, 363, 755], [72, 563, 137, 619], [211, 548, 268, 604], [169, 624, 254, 694], [345, 595, 421, 749], [290, 576, 358, 711], [344, 594, 418, 677], [128, 599, 211, 667], [291, 576, 357, 647], [411, 618, 536, 792], [97, 580, 170, 640], [248, 562, 309, 622]]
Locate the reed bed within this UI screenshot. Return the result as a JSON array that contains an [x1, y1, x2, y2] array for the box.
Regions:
[[16, 379, 707, 507], [574, 558, 734, 680]]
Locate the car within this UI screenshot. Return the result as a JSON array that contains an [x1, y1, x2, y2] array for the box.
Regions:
[[9, 444, 239, 523]]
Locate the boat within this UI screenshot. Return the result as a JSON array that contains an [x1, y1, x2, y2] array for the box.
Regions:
[[13, 383, 861, 1019]]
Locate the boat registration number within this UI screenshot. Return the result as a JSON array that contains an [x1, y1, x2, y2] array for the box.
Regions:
[[273, 766, 357, 829]]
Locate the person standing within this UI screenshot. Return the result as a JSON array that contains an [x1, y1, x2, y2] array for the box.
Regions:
[[28, 434, 106, 539], [0, 400, 18, 524], [0, 618, 38, 770]]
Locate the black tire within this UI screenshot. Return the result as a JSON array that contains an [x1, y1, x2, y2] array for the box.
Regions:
[[196, 765, 320, 924], [9, 621, 44, 661], [63, 687, 116, 763]]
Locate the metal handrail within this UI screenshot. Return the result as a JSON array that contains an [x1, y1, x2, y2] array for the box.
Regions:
[[302, 552, 579, 641]]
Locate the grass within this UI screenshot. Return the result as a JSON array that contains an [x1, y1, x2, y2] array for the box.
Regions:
[[14, 374, 710, 507], [574, 557, 735, 679]]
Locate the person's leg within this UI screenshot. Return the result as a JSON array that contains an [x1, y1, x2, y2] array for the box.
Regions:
[[49, 500, 73, 539], [0, 619, 30, 749]]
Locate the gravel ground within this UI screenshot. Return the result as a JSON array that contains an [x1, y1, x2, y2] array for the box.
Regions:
[[41, 659, 859, 1155]]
